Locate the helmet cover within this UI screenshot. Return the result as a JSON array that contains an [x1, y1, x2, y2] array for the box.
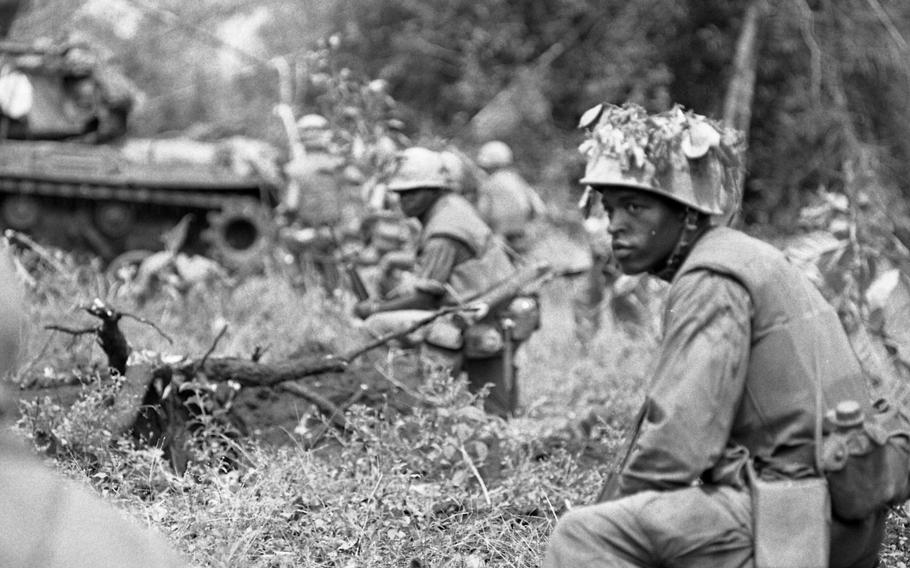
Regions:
[[578, 103, 745, 217]]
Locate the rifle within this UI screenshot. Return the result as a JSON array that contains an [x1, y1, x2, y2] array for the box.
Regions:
[[596, 403, 647, 502], [340, 260, 559, 363]]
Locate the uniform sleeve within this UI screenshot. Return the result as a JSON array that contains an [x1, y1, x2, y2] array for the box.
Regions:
[[413, 236, 472, 296], [619, 269, 752, 495]]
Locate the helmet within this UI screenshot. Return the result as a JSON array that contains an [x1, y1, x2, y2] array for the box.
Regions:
[[296, 113, 329, 132], [296, 113, 332, 149], [385, 147, 456, 192], [578, 103, 744, 217], [477, 141, 513, 169]]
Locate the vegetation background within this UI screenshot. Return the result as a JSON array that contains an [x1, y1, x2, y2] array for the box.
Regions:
[[5, 0, 910, 566]]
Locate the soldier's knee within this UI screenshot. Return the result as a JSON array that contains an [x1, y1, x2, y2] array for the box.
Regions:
[[551, 506, 595, 544]]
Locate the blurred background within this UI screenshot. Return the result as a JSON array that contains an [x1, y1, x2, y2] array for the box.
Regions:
[[6, 0, 909, 230]]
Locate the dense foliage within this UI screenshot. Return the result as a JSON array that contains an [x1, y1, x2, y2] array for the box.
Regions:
[[10, 0, 910, 226]]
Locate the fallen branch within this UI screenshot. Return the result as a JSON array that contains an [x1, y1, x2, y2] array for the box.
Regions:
[[44, 325, 97, 336], [178, 355, 348, 387]]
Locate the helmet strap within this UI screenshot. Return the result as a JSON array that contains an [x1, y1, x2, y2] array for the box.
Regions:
[[653, 208, 706, 281]]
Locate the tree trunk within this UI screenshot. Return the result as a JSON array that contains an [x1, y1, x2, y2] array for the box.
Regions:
[[723, 0, 765, 135]]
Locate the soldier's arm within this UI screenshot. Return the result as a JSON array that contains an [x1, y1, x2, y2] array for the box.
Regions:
[[366, 237, 469, 313], [618, 270, 752, 495]]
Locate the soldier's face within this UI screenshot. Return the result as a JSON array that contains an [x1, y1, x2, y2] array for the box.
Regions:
[[396, 188, 438, 218], [599, 187, 686, 274]]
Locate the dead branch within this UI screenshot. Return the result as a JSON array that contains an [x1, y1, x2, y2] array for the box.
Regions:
[[196, 324, 229, 374], [280, 382, 349, 429], [44, 325, 97, 336], [120, 311, 174, 344], [83, 299, 131, 375], [299, 384, 368, 450]]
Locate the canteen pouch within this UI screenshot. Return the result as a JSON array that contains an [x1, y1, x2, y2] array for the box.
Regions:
[[501, 295, 540, 341], [822, 400, 910, 520], [424, 315, 464, 350], [749, 466, 830, 568]]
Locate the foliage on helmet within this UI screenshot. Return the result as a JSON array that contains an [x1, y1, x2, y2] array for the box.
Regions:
[[578, 103, 745, 217]]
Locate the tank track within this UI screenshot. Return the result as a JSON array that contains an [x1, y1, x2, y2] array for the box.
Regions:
[[0, 175, 263, 210]]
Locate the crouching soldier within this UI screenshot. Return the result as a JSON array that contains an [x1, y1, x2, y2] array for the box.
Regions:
[[353, 146, 539, 417], [543, 104, 884, 567]]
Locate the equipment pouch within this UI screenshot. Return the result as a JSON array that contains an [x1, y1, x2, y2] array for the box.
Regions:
[[501, 295, 540, 341], [749, 464, 830, 568], [463, 322, 504, 359], [424, 315, 464, 351], [822, 399, 910, 520]]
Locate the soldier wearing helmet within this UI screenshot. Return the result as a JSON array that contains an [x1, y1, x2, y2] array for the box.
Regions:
[[353, 146, 523, 417], [475, 140, 546, 256], [282, 113, 348, 227], [543, 104, 883, 567]]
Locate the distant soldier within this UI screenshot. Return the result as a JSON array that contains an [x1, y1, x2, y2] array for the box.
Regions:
[[475, 140, 546, 256], [282, 113, 347, 227], [280, 114, 352, 290], [353, 147, 537, 417], [0, 243, 187, 568]]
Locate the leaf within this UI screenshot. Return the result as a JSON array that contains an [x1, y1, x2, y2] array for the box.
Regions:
[[578, 103, 604, 129]]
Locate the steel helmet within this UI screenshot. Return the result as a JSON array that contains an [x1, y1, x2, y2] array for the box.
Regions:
[[296, 113, 330, 132], [578, 103, 744, 217], [385, 147, 456, 192], [477, 140, 513, 169]]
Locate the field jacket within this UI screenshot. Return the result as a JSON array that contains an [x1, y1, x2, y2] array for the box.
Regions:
[[621, 227, 871, 494]]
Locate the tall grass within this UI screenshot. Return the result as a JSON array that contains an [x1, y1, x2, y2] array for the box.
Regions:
[[6, 232, 909, 567]]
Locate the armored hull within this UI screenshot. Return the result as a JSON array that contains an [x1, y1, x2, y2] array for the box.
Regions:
[[0, 137, 279, 269]]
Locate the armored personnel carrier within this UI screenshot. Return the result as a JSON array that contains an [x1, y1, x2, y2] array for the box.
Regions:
[[0, 17, 281, 271]]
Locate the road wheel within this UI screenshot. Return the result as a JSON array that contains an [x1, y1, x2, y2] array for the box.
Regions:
[[202, 199, 274, 273]]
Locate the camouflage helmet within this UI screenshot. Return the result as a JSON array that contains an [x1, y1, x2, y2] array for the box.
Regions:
[[477, 140, 513, 169], [578, 103, 745, 218], [385, 147, 456, 192]]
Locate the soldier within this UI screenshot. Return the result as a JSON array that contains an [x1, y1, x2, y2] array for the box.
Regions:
[[0, 243, 187, 568], [280, 114, 351, 290], [282, 113, 347, 227], [353, 146, 526, 417], [475, 140, 546, 257], [543, 104, 884, 567]]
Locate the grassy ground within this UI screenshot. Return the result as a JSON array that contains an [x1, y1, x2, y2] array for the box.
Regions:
[[8, 227, 910, 567]]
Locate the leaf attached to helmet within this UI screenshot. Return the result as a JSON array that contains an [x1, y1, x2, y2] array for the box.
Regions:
[[577, 103, 746, 223]]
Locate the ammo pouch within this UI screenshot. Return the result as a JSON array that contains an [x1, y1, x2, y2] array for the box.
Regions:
[[424, 315, 507, 357], [424, 314, 465, 351], [821, 399, 910, 520], [463, 322, 504, 359], [748, 465, 830, 568]]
